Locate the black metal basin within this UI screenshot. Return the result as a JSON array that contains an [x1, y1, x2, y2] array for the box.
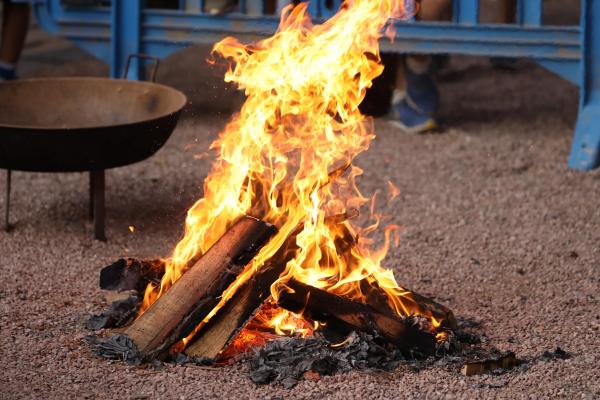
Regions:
[[0, 77, 187, 172], [0, 77, 187, 241]]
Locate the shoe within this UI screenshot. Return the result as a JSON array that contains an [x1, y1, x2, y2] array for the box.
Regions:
[[404, 61, 439, 115], [388, 58, 440, 134], [389, 96, 437, 134]]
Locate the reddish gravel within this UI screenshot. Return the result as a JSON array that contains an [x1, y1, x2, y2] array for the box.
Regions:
[[1, 20, 600, 400]]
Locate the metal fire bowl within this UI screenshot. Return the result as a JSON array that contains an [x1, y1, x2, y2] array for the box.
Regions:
[[0, 77, 187, 172]]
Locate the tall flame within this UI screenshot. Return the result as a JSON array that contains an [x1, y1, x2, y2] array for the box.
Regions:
[[141, 0, 434, 338]]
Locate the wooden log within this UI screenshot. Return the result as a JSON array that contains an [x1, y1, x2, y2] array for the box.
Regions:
[[99, 258, 165, 293], [123, 216, 276, 360], [407, 291, 457, 329], [184, 210, 359, 360], [321, 210, 456, 330], [183, 266, 280, 360], [184, 224, 304, 359], [461, 352, 519, 376], [357, 280, 457, 330], [277, 279, 437, 355]]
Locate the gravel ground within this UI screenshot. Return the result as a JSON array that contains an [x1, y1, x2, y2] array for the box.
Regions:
[[2, 18, 600, 399]]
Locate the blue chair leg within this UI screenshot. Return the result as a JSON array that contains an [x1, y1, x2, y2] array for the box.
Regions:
[[569, 0, 600, 171]]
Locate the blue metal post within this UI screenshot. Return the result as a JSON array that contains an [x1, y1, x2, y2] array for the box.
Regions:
[[569, 0, 600, 170], [517, 0, 542, 26], [454, 0, 479, 25], [111, 0, 142, 79]]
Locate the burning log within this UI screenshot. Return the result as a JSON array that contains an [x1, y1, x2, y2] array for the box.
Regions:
[[277, 279, 437, 355], [122, 216, 276, 360], [184, 210, 359, 360], [183, 267, 280, 360], [84, 259, 166, 332], [184, 225, 305, 359], [409, 291, 457, 330], [99, 258, 165, 293], [357, 281, 457, 330]]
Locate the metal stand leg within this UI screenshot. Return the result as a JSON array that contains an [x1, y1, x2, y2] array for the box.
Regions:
[[89, 172, 95, 221], [568, 0, 600, 171], [90, 170, 106, 241], [4, 169, 11, 232]]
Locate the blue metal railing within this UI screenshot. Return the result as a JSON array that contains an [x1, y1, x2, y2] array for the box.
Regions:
[[23, 0, 600, 171]]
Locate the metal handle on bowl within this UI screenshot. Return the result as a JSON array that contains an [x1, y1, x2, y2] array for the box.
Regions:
[[123, 53, 160, 82]]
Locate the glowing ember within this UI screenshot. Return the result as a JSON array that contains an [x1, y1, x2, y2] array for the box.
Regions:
[[140, 0, 440, 352], [218, 299, 317, 361]]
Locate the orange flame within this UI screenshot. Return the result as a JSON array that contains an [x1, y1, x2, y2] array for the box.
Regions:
[[387, 180, 401, 201], [141, 0, 438, 344]]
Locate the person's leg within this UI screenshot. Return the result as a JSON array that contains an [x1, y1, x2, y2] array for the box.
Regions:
[[0, 0, 30, 80], [419, 0, 453, 21], [389, 0, 452, 133]]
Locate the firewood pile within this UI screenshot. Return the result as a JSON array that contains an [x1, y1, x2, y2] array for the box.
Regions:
[[81, 213, 540, 387], [85, 214, 459, 361]]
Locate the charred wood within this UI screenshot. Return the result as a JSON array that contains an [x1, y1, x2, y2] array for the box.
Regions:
[[277, 279, 437, 355], [184, 209, 359, 360], [356, 280, 457, 330], [460, 352, 519, 376], [184, 221, 305, 360], [86, 295, 140, 330], [99, 258, 165, 293], [122, 216, 276, 360], [183, 268, 279, 360], [408, 291, 457, 329]]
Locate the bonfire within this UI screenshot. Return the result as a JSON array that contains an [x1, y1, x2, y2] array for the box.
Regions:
[[89, 0, 460, 384]]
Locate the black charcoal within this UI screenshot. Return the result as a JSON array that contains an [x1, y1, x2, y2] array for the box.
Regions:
[[542, 347, 571, 360], [85, 295, 140, 330], [245, 331, 409, 388]]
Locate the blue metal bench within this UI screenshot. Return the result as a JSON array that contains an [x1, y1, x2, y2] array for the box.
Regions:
[[24, 0, 600, 171]]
